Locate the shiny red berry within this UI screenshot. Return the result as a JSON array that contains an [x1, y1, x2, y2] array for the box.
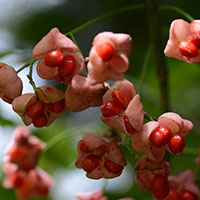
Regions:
[[100, 100, 123, 117], [58, 55, 76, 77], [178, 41, 199, 58], [81, 155, 100, 173], [79, 140, 91, 153], [150, 126, 171, 148], [168, 134, 185, 154], [48, 99, 65, 113], [111, 89, 126, 109], [104, 159, 123, 174], [165, 189, 181, 200], [180, 190, 197, 200], [96, 43, 115, 62], [26, 101, 45, 119], [151, 174, 169, 200], [123, 115, 137, 135], [187, 32, 200, 48], [32, 114, 48, 128], [45, 50, 65, 68]]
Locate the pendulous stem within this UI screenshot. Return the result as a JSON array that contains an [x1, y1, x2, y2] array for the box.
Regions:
[[147, 0, 170, 112]]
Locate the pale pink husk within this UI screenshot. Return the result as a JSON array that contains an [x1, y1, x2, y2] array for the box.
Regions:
[[102, 80, 136, 104], [12, 93, 37, 125], [101, 80, 144, 136], [132, 121, 165, 162], [135, 155, 170, 192], [0, 62, 23, 103], [12, 86, 66, 127], [164, 19, 200, 63], [158, 112, 193, 137], [75, 135, 127, 179], [87, 31, 132, 84], [168, 169, 200, 198], [65, 75, 105, 112], [33, 27, 85, 84]]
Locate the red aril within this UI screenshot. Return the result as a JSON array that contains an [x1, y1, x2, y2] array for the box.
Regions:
[[111, 89, 126, 109], [32, 114, 48, 128], [168, 134, 185, 154], [178, 41, 199, 58], [79, 140, 91, 153], [48, 99, 65, 113], [180, 190, 197, 200], [26, 102, 45, 119], [96, 43, 115, 62], [165, 189, 180, 200], [150, 126, 171, 147], [58, 55, 76, 77], [45, 50, 65, 68], [81, 155, 100, 173], [151, 174, 169, 200], [104, 159, 123, 174], [100, 100, 123, 117], [123, 115, 137, 135], [187, 32, 200, 48]]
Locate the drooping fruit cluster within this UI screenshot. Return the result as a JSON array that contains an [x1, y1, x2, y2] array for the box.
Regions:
[[0, 21, 198, 200], [132, 112, 193, 162], [165, 170, 200, 200], [75, 135, 127, 179], [164, 19, 200, 63], [33, 28, 85, 84], [3, 127, 54, 200], [135, 155, 170, 199], [87, 31, 132, 85], [100, 80, 144, 136], [12, 86, 66, 128]]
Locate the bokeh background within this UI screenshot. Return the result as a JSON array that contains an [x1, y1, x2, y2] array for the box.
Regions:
[[0, 0, 200, 199]]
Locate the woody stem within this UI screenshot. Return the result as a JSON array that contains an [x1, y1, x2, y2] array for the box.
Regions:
[[26, 59, 37, 91], [147, 0, 169, 112], [17, 58, 36, 73]]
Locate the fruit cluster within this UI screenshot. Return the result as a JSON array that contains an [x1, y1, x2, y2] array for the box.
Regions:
[[1, 19, 200, 200], [2, 127, 53, 200]]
